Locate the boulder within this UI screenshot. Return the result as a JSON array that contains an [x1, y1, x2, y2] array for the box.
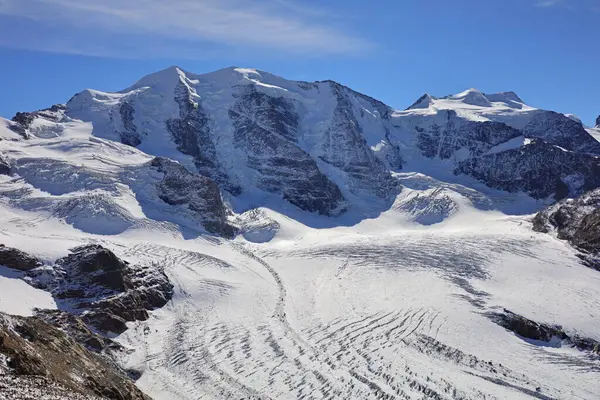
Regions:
[[0, 245, 42, 271]]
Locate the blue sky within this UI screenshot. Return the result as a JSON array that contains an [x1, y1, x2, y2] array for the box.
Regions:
[[0, 0, 598, 125]]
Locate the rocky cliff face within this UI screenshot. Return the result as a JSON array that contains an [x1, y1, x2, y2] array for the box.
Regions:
[[533, 188, 600, 269], [457, 140, 600, 200], [150, 157, 236, 237], [522, 111, 600, 154], [229, 85, 346, 215], [0, 312, 150, 400], [320, 82, 398, 200], [166, 81, 240, 195], [394, 89, 600, 201], [414, 110, 523, 159], [25, 244, 173, 335]]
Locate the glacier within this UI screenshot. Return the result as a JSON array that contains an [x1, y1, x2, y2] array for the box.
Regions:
[[0, 66, 599, 399]]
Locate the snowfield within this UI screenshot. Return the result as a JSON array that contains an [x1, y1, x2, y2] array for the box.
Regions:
[[0, 67, 599, 399]]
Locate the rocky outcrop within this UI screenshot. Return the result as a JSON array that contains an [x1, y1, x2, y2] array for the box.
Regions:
[[523, 111, 600, 154], [229, 86, 346, 215], [35, 309, 116, 352], [320, 82, 398, 200], [416, 110, 522, 160], [0, 154, 11, 175], [119, 102, 142, 146], [0, 245, 42, 271], [27, 244, 173, 334], [0, 312, 150, 400], [167, 81, 240, 195], [596, 115, 600, 128], [533, 188, 600, 269], [9, 104, 66, 139], [57, 244, 133, 292], [151, 157, 236, 237], [488, 309, 600, 353], [456, 140, 600, 200]]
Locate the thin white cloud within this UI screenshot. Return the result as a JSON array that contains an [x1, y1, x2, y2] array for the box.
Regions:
[[535, 0, 600, 10], [536, 0, 563, 7], [0, 0, 371, 58]]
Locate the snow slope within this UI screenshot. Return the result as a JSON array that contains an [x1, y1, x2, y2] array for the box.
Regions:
[[0, 67, 599, 399]]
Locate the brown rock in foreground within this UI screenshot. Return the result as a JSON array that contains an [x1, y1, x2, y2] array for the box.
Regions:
[[0, 312, 150, 400]]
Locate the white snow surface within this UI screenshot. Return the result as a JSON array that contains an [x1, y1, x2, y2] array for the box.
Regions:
[[0, 70, 599, 399], [0, 267, 57, 316]]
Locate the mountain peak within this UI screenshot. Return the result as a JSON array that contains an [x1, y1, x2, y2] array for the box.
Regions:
[[450, 88, 492, 107], [120, 65, 191, 93], [484, 91, 525, 108], [406, 93, 435, 110]]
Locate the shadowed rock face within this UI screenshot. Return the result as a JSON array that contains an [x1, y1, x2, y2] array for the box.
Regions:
[[229, 86, 346, 216], [0, 154, 11, 175], [0, 312, 150, 400], [26, 244, 174, 335], [456, 140, 600, 200], [416, 110, 522, 160], [0, 245, 42, 271], [151, 157, 236, 237], [167, 82, 241, 195], [119, 102, 142, 146], [410, 108, 600, 202], [58, 244, 132, 292], [596, 115, 600, 128], [321, 82, 398, 200], [9, 104, 66, 139], [35, 309, 115, 352], [523, 111, 600, 154], [533, 188, 600, 269], [487, 309, 600, 353]]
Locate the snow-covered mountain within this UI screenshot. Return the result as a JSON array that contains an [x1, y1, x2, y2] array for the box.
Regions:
[[1, 66, 600, 399]]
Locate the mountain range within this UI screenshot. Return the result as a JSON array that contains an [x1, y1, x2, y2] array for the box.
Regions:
[[0, 66, 599, 399]]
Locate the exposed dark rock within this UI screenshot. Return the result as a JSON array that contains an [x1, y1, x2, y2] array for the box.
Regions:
[[523, 111, 600, 154], [533, 188, 600, 269], [35, 309, 116, 352], [11, 112, 35, 130], [596, 115, 600, 128], [0, 154, 11, 176], [27, 244, 173, 334], [229, 85, 346, 216], [321, 82, 398, 199], [416, 110, 523, 160], [9, 104, 66, 139], [167, 81, 241, 195], [83, 311, 129, 335], [487, 309, 600, 353], [0, 244, 42, 271], [0, 312, 150, 400], [58, 244, 132, 292], [151, 157, 236, 237], [456, 139, 600, 200], [119, 102, 142, 146]]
